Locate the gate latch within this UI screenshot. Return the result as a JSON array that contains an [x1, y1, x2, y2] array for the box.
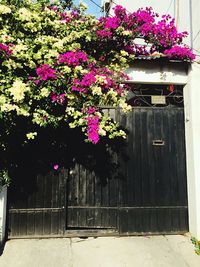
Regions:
[[152, 140, 165, 146]]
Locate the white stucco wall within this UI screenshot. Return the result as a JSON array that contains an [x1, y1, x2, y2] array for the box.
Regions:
[[108, 0, 175, 17], [126, 61, 188, 85], [0, 187, 7, 245], [184, 63, 200, 239], [191, 0, 200, 55]]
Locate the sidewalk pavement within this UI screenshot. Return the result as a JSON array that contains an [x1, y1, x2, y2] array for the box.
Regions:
[[0, 234, 200, 267]]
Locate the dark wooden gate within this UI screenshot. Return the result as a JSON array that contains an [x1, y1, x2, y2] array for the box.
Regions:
[[7, 103, 188, 237], [66, 107, 188, 235]]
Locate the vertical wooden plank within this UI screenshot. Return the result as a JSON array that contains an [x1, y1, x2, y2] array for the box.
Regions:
[[146, 109, 156, 207], [9, 212, 19, 237], [171, 209, 180, 232], [18, 211, 27, 236], [86, 168, 95, 207], [35, 174, 44, 208], [44, 173, 52, 208], [52, 173, 59, 208], [169, 109, 179, 206], [51, 210, 59, 235], [59, 169, 67, 234], [165, 109, 173, 206], [176, 109, 188, 206], [43, 211, 51, 235], [133, 109, 142, 207], [126, 110, 134, 207], [78, 165, 87, 206], [140, 109, 151, 206], [34, 211, 43, 236], [27, 212, 35, 236]]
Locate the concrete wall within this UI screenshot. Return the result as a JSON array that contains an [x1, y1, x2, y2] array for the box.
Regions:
[[126, 61, 188, 85], [0, 187, 7, 246], [190, 0, 200, 54], [176, 0, 200, 56], [108, 0, 175, 17], [184, 63, 200, 239]]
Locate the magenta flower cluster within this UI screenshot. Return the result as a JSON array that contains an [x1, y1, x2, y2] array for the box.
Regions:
[[36, 64, 56, 81], [86, 115, 99, 144], [59, 10, 79, 23], [34, 51, 124, 94], [0, 43, 13, 57], [72, 71, 96, 93], [50, 93, 65, 105], [149, 16, 188, 48], [58, 50, 88, 66], [164, 45, 196, 60], [124, 44, 149, 56], [49, 6, 79, 24], [97, 5, 195, 60], [32, 48, 127, 143], [71, 67, 121, 94]]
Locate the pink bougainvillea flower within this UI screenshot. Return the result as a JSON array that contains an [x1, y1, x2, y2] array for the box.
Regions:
[[0, 43, 13, 57], [86, 116, 99, 144], [99, 56, 105, 62], [50, 93, 66, 105], [163, 45, 195, 60], [71, 71, 96, 93], [87, 106, 96, 114], [96, 5, 192, 61], [59, 93, 65, 105], [58, 50, 88, 66], [36, 64, 56, 81], [50, 93, 58, 103], [80, 72, 96, 87], [96, 29, 112, 38], [53, 164, 59, 170], [34, 79, 40, 85]]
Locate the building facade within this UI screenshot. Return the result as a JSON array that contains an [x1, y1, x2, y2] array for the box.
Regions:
[[1, 0, 200, 243]]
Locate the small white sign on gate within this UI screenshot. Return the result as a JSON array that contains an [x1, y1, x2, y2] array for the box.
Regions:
[[151, 95, 166, 105]]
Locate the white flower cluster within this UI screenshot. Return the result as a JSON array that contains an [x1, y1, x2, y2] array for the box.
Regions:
[[8, 80, 30, 102], [0, 5, 11, 14]]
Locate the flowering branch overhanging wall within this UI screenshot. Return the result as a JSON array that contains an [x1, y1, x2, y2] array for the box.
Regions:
[[0, 1, 195, 183]]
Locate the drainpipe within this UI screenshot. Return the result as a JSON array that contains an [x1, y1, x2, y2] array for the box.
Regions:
[[175, 0, 180, 29], [174, 0, 176, 19]]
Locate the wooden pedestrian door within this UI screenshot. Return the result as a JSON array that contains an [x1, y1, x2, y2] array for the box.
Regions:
[[66, 107, 188, 235]]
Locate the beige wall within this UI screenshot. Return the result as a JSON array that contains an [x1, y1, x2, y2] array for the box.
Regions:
[[0, 187, 7, 246], [109, 0, 175, 17], [191, 0, 200, 53], [184, 63, 200, 239]]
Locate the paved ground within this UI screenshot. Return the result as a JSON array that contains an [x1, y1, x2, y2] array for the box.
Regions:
[[0, 235, 200, 267]]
